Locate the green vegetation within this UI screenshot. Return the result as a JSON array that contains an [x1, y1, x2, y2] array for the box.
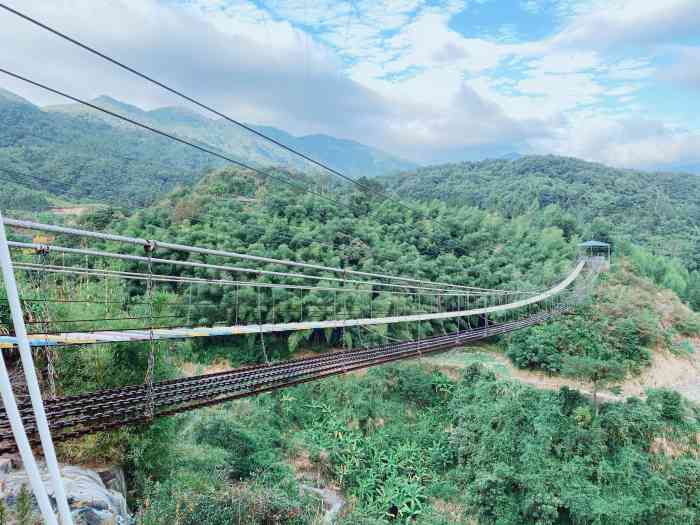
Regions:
[[384, 156, 700, 265], [15, 484, 36, 525], [3, 147, 700, 523], [133, 364, 700, 524], [0, 87, 413, 209], [505, 261, 700, 409], [0, 89, 221, 207], [382, 156, 700, 309], [100, 167, 574, 354]]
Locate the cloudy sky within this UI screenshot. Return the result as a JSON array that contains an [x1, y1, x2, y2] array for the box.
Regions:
[[1, 0, 699, 169]]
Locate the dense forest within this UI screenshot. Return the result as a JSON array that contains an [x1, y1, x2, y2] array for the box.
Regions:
[[129, 361, 700, 525], [3, 160, 700, 523], [59, 167, 578, 353], [383, 156, 700, 271], [3, 115, 700, 523]]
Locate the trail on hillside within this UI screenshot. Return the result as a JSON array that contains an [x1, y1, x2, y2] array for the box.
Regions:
[[425, 343, 700, 403]]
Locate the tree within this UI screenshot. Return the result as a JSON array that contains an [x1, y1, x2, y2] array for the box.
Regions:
[[14, 484, 36, 525], [562, 356, 625, 415]]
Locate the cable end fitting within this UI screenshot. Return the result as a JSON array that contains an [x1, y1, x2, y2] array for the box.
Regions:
[[144, 240, 157, 254]]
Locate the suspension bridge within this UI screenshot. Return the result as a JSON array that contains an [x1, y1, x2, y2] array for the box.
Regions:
[[0, 212, 597, 524], [0, 3, 607, 522]]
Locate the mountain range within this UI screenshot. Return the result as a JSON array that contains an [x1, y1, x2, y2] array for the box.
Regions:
[[0, 87, 415, 208]]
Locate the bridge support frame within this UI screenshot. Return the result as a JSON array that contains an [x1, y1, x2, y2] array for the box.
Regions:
[[0, 210, 73, 525]]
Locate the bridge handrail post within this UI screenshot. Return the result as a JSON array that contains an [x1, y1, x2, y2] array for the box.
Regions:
[[0, 210, 72, 525]]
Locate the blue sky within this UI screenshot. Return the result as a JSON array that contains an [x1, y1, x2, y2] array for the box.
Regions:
[[1, 0, 699, 170]]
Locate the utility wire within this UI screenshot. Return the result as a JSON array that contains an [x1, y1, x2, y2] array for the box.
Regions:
[[0, 54, 534, 294], [9, 242, 477, 295], [0, 68, 346, 211], [0, 3, 554, 297], [0, 2, 476, 238], [6, 222, 529, 293], [0, 68, 487, 292], [0, 166, 502, 296], [0, 3, 417, 207], [0, 167, 135, 217]]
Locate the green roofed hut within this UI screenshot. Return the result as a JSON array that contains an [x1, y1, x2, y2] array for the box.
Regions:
[[579, 240, 611, 269]]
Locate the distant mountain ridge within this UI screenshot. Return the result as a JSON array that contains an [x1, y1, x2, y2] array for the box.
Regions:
[[44, 93, 417, 178], [0, 87, 415, 209], [0, 88, 221, 207]]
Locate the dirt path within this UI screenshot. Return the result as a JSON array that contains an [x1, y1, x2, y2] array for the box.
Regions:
[[424, 342, 700, 403], [179, 340, 700, 404]]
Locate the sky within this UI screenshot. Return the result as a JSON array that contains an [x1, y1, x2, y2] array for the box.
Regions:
[[1, 0, 699, 170]]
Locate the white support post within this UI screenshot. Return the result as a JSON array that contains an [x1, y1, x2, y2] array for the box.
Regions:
[[0, 211, 73, 525], [0, 343, 57, 523]]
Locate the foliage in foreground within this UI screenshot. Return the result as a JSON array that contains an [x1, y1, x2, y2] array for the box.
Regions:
[[133, 364, 700, 524]]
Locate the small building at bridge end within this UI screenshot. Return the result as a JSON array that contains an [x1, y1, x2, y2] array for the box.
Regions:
[[579, 240, 611, 271]]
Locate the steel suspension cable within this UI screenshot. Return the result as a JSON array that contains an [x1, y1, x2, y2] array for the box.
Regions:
[[24, 249, 58, 399], [8, 242, 497, 296], [144, 243, 156, 419], [0, 7, 556, 293], [5, 222, 531, 294], [0, 67, 537, 295], [0, 2, 459, 228], [12, 262, 484, 299]]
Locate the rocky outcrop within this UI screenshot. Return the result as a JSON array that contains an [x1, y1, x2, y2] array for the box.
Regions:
[[0, 457, 129, 524]]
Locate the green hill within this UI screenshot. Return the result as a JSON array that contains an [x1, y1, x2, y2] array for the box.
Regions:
[[0, 87, 415, 210], [0, 89, 220, 207], [10, 166, 698, 525], [45, 93, 416, 179], [383, 155, 700, 271]]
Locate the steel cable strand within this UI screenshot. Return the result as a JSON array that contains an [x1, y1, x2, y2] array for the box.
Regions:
[[2, 322, 512, 443], [8, 326, 476, 427], [1, 327, 424, 416], [37, 307, 569, 444], [24, 249, 58, 400], [8, 334, 457, 437], [0, 311, 566, 451], [19, 306, 565, 417]]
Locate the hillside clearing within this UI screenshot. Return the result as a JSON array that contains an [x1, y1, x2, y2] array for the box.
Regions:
[[424, 343, 700, 403]]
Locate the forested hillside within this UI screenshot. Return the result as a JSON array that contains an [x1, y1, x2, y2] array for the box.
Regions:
[[0, 87, 413, 210], [5, 163, 700, 524], [0, 88, 220, 207], [384, 156, 700, 271], [52, 166, 576, 355], [49, 95, 415, 178]]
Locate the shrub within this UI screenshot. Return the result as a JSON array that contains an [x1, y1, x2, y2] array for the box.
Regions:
[[383, 365, 449, 407], [192, 413, 266, 480], [505, 325, 563, 373], [647, 389, 685, 422]]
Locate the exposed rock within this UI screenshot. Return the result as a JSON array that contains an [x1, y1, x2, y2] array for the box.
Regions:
[[96, 466, 127, 501], [0, 459, 129, 524], [300, 484, 345, 524], [0, 457, 12, 475]]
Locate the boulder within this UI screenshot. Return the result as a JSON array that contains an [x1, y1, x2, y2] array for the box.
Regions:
[[0, 460, 129, 524]]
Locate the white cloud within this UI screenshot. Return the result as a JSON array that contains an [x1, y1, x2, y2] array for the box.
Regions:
[[550, 0, 700, 50], [533, 115, 700, 169], [0, 0, 698, 170]]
